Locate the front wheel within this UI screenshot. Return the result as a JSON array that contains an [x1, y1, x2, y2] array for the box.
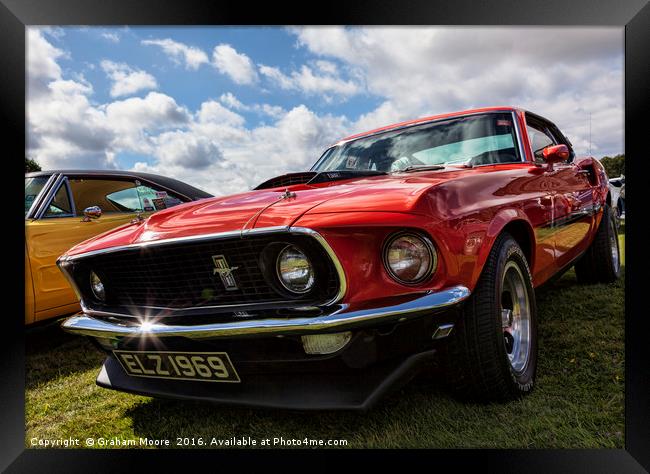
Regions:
[[444, 233, 538, 401]]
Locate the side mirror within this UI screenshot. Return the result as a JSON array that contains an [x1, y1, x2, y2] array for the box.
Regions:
[[542, 144, 570, 171], [82, 206, 102, 222]]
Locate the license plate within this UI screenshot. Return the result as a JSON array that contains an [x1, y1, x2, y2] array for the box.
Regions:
[[114, 350, 241, 383]]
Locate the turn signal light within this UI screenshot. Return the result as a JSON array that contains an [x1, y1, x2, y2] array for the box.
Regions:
[[301, 332, 352, 355]]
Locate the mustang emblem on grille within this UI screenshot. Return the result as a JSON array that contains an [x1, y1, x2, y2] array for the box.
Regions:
[[212, 255, 239, 291]]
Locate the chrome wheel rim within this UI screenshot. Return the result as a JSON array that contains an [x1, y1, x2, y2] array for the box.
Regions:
[[501, 261, 531, 373], [609, 219, 620, 272]]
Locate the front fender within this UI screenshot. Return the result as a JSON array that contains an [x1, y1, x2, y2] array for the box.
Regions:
[[471, 209, 536, 289]]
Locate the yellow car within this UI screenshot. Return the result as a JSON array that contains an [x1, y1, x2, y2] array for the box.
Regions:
[[25, 170, 211, 325]]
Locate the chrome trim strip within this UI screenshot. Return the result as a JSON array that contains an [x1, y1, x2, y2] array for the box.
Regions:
[[33, 173, 65, 220], [57, 258, 83, 300], [60, 226, 348, 307], [81, 300, 322, 318], [60, 226, 290, 260], [37, 177, 76, 219], [61, 286, 470, 339], [540, 204, 601, 229], [511, 110, 527, 164], [432, 323, 455, 340], [290, 227, 347, 305]]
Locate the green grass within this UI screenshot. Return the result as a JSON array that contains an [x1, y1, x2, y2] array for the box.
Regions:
[[26, 233, 625, 449]]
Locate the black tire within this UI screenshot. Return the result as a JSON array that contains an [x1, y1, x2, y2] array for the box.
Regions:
[[575, 204, 621, 284], [444, 233, 538, 401]]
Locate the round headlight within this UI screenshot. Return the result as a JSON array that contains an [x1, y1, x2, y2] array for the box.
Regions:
[[384, 233, 436, 284], [276, 245, 315, 294], [90, 271, 106, 301]]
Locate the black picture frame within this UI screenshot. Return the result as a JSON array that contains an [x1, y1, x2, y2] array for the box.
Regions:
[[4, 0, 649, 471]]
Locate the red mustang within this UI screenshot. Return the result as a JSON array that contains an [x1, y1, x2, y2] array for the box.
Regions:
[[60, 107, 620, 410]]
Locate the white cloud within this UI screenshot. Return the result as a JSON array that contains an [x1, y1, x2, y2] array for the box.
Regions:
[[105, 92, 190, 129], [212, 44, 258, 85], [218, 92, 246, 110], [259, 63, 361, 101], [27, 29, 193, 169], [41, 27, 66, 40], [196, 100, 246, 127], [27, 30, 114, 168], [255, 103, 286, 119], [314, 60, 338, 75], [104, 92, 191, 153], [28, 77, 116, 169], [101, 32, 120, 43], [258, 65, 292, 89], [154, 131, 223, 169], [100, 60, 158, 98], [218, 92, 286, 119], [291, 26, 623, 156], [27, 29, 65, 99], [142, 38, 209, 70]]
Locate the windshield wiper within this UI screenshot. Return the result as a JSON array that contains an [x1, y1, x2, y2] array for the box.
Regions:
[[398, 165, 446, 173]]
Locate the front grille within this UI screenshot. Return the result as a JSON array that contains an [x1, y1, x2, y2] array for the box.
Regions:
[[73, 234, 339, 311]]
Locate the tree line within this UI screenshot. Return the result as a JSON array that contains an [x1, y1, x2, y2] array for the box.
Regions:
[[599, 154, 625, 179], [25, 157, 41, 173]]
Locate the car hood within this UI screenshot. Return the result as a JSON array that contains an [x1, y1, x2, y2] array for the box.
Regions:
[[66, 170, 471, 255]]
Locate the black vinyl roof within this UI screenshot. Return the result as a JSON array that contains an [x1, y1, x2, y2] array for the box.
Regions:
[[25, 169, 213, 201]]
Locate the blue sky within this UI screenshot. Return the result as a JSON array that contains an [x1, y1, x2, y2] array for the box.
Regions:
[[27, 26, 623, 195], [59, 27, 381, 126]]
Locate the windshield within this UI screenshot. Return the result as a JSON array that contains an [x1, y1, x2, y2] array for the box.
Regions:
[[313, 112, 522, 172], [25, 176, 49, 216]]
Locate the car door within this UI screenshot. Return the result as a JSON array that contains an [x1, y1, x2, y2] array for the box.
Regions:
[[526, 115, 595, 271]]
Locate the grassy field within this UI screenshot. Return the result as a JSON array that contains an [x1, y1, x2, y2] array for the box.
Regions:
[[25, 232, 625, 449]]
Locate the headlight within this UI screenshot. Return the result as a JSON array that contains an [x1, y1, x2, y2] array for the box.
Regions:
[[276, 245, 315, 294], [90, 271, 106, 301], [384, 233, 436, 284]]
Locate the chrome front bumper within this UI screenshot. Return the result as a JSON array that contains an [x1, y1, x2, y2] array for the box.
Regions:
[[61, 285, 470, 340]]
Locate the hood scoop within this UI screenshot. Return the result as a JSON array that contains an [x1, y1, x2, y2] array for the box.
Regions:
[[254, 172, 318, 190], [255, 170, 387, 190]]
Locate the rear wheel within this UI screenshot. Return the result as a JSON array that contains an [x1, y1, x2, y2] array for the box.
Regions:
[[617, 197, 625, 217], [444, 233, 537, 401], [575, 204, 621, 284]]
